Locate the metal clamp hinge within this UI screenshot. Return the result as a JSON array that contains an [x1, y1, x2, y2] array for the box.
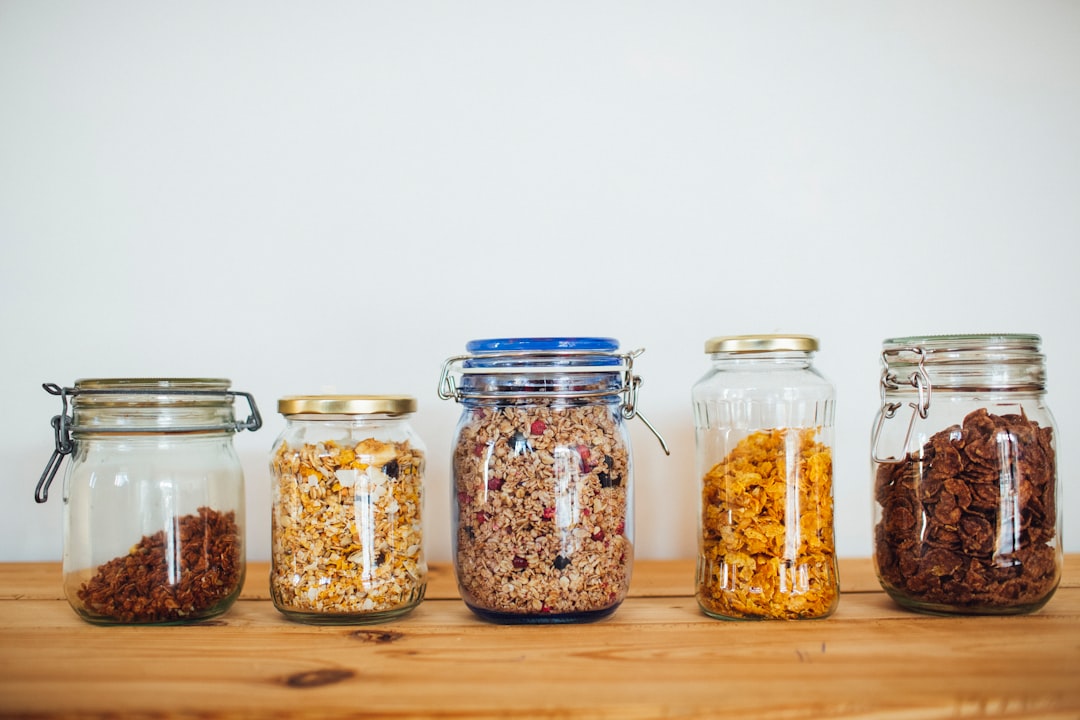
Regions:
[[34, 383, 262, 504], [870, 348, 932, 464]]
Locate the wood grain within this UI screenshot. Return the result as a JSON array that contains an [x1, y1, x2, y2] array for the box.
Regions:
[[2, 558, 1078, 719]]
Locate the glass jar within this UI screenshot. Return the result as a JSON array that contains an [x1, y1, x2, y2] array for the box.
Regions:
[[438, 337, 667, 624], [691, 335, 839, 620], [871, 334, 1061, 615], [35, 379, 261, 625], [270, 395, 427, 624]]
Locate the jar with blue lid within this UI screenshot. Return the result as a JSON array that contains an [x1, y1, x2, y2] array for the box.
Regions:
[[438, 337, 667, 623]]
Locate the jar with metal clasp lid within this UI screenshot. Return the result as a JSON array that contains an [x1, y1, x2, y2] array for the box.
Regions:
[[692, 334, 839, 620], [871, 334, 1061, 615], [270, 394, 427, 624], [438, 337, 668, 624], [35, 379, 262, 625]]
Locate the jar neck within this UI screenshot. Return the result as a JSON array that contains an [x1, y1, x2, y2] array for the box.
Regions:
[[709, 351, 814, 370], [70, 379, 238, 433]]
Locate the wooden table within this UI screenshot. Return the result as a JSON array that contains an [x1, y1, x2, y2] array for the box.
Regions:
[[2, 557, 1078, 719]]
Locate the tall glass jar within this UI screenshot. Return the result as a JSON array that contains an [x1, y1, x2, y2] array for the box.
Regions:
[[35, 379, 261, 625], [871, 334, 1061, 615], [438, 337, 666, 624], [692, 335, 839, 620], [270, 395, 427, 624]]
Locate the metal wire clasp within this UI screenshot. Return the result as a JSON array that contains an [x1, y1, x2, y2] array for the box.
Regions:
[[619, 349, 670, 455], [34, 383, 263, 504], [437, 348, 669, 455], [871, 348, 932, 464]]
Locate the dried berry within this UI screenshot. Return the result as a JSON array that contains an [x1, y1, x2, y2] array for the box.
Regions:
[[487, 476, 505, 491], [512, 556, 528, 569], [553, 555, 571, 570], [382, 459, 400, 479], [529, 419, 547, 435]]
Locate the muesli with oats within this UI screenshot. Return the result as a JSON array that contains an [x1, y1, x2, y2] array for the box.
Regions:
[[271, 437, 425, 618], [453, 402, 631, 618]]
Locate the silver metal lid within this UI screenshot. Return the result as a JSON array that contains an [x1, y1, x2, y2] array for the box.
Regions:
[[278, 395, 416, 416], [704, 334, 819, 354]]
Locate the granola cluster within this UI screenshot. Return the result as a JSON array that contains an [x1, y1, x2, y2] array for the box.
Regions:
[[271, 438, 426, 618], [76, 506, 242, 624], [875, 407, 1059, 612], [697, 428, 838, 620], [452, 402, 632, 619]]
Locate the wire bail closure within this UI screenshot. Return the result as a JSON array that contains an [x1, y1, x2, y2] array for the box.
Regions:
[[870, 347, 932, 464], [438, 348, 669, 455], [35, 383, 263, 504]]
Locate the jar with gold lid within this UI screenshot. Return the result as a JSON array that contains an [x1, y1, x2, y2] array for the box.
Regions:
[[692, 335, 839, 620], [270, 395, 427, 624]]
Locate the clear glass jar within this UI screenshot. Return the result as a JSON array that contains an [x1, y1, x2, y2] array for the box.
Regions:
[[692, 335, 839, 620], [871, 334, 1061, 615], [270, 395, 427, 624], [35, 379, 261, 625], [438, 337, 666, 624]]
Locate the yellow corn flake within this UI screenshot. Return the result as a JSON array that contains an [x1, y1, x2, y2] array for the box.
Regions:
[[697, 428, 838, 620]]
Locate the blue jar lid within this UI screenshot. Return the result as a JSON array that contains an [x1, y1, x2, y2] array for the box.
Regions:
[[463, 337, 622, 368]]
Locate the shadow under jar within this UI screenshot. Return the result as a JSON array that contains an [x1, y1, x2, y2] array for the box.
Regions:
[[35, 379, 261, 625], [439, 337, 667, 624], [871, 334, 1062, 615]]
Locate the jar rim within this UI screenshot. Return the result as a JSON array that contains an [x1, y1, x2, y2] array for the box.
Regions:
[[882, 333, 1041, 351], [705, 334, 818, 354], [278, 395, 416, 416]]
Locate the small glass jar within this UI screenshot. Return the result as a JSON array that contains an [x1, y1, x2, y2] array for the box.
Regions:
[[871, 334, 1061, 615], [35, 379, 261, 625], [270, 395, 427, 624], [438, 337, 666, 624], [691, 335, 839, 620]]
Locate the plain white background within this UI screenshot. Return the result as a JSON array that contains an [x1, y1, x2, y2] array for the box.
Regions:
[[2, 2, 1078, 567]]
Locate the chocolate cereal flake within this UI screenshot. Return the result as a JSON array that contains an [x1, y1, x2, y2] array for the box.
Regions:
[[874, 408, 1059, 613]]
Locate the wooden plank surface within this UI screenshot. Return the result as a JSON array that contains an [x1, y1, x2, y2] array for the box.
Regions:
[[2, 558, 1079, 719]]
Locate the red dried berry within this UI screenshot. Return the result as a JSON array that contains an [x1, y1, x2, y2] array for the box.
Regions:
[[592, 528, 605, 542], [542, 507, 555, 520], [473, 442, 486, 457], [475, 511, 490, 524], [487, 476, 504, 491], [512, 556, 528, 569], [530, 419, 547, 435], [457, 491, 471, 506], [576, 444, 591, 463], [615, 520, 625, 535]]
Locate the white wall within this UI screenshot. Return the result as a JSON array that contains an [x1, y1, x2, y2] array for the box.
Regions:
[[2, 2, 1078, 566]]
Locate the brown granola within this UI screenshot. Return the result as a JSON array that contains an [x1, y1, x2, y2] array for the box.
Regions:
[[75, 506, 242, 624], [452, 402, 631, 618]]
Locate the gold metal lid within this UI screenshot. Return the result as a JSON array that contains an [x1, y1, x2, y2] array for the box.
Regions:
[[277, 395, 416, 416], [704, 334, 819, 354]]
